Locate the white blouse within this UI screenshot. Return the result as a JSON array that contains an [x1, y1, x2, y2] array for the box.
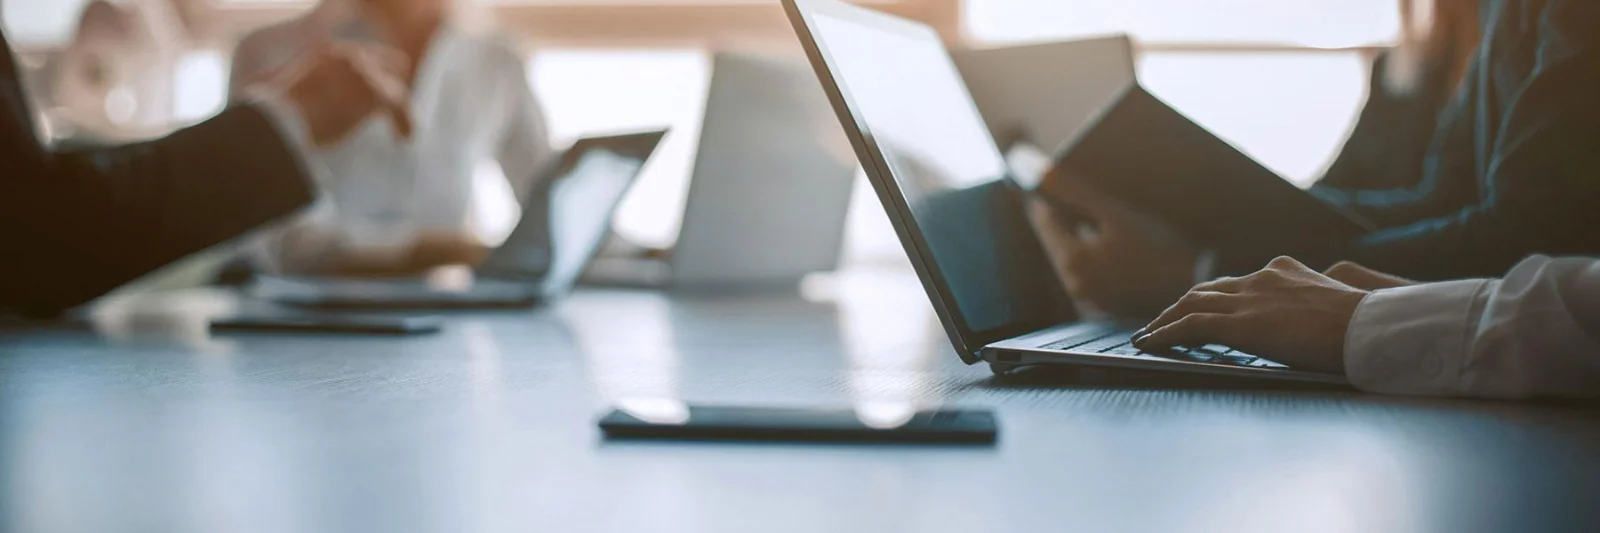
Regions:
[[232, 20, 553, 272]]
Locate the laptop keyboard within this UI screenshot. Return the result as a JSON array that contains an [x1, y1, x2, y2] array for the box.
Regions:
[[1039, 327, 1288, 369]]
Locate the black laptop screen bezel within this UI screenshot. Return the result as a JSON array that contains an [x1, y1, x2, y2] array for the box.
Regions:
[[782, 0, 1070, 363]]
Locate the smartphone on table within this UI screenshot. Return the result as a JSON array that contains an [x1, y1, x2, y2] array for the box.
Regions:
[[210, 313, 444, 335], [599, 405, 998, 445]]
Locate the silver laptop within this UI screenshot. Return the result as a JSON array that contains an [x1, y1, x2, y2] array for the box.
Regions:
[[783, 0, 1344, 384], [258, 130, 667, 310], [951, 35, 1136, 153], [586, 51, 857, 290]]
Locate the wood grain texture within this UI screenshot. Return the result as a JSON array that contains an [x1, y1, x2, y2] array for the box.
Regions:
[[1, 279, 1597, 533]]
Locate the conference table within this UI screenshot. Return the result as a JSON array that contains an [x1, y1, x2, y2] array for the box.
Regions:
[[2, 269, 1597, 533]]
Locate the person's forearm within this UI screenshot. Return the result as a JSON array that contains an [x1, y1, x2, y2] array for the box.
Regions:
[[1344, 255, 1600, 399], [5, 106, 314, 312], [1212, 194, 1600, 282]]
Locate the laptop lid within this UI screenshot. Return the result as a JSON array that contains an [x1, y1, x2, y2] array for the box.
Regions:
[[671, 51, 857, 288], [480, 130, 667, 296], [784, 0, 1073, 363]]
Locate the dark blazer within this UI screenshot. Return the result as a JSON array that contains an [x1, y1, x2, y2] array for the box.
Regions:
[[1314, 50, 1459, 193], [0, 30, 313, 315], [1220, 0, 1600, 280]]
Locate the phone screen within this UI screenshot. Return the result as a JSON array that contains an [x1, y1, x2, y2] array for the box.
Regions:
[[210, 314, 443, 335], [599, 405, 997, 444]]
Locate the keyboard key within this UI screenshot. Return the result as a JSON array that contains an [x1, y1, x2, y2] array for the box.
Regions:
[[1174, 347, 1216, 362], [1074, 335, 1134, 354], [1213, 352, 1258, 366], [1249, 358, 1289, 369], [1101, 343, 1143, 356], [1040, 327, 1119, 351]]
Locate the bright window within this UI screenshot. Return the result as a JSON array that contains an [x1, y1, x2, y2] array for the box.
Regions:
[[1, 0, 96, 48], [964, 0, 1401, 47]]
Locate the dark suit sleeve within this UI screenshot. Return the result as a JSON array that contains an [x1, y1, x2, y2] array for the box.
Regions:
[[1339, 4, 1600, 281], [1310, 86, 1483, 231], [1219, 2, 1600, 280], [1314, 51, 1444, 195], [0, 79, 314, 313]]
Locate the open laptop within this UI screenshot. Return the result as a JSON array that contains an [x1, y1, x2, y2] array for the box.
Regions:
[[584, 52, 857, 290], [258, 130, 667, 310], [783, 0, 1345, 385]]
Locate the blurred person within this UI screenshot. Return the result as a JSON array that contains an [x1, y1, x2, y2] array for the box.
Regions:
[[0, 21, 412, 314], [1313, 0, 1479, 192], [230, 0, 554, 277], [1131, 255, 1600, 400], [1030, 0, 1600, 319], [43, 0, 186, 144]]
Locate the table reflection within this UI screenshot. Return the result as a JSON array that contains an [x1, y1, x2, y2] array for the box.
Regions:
[[823, 270, 946, 428], [87, 288, 240, 352], [560, 293, 688, 422]]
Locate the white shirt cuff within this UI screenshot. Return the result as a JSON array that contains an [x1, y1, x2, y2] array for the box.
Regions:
[[1343, 278, 1493, 395]]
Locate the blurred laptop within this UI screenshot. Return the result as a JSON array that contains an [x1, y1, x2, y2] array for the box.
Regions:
[[256, 130, 667, 310], [585, 51, 857, 290], [783, 0, 1345, 385], [951, 35, 1136, 152]]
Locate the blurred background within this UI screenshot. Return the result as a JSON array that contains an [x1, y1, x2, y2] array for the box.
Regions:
[[1, 0, 1404, 268]]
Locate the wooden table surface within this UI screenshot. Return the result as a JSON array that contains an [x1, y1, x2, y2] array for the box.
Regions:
[[2, 271, 1598, 533]]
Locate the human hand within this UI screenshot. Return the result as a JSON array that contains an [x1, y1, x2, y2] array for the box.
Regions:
[[405, 231, 491, 271], [324, 231, 488, 277], [1024, 170, 1201, 319], [1322, 261, 1418, 290], [271, 41, 412, 147], [1131, 256, 1370, 374]]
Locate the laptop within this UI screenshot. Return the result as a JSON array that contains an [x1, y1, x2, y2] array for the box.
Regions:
[[783, 0, 1345, 385], [584, 52, 857, 290], [258, 130, 668, 310]]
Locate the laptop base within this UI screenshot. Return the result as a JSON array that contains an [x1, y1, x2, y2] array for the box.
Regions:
[[981, 347, 1349, 386]]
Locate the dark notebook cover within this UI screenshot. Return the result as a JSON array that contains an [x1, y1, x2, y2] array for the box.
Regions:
[[1051, 84, 1374, 255]]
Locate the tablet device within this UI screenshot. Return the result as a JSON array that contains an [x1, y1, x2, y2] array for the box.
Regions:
[[599, 405, 998, 444], [209, 314, 444, 335]]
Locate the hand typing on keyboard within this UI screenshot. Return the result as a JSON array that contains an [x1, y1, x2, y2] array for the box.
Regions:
[[1130, 256, 1372, 375], [1040, 328, 1283, 368]]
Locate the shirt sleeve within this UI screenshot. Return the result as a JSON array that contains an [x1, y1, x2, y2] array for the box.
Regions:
[[1344, 255, 1600, 399], [493, 45, 555, 203]]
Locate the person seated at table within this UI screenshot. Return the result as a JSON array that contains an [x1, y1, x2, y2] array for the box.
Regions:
[[230, 0, 554, 277], [1027, 0, 1600, 320], [1129, 255, 1600, 400], [0, 23, 411, 315], [1312, 0, 1478, 193]]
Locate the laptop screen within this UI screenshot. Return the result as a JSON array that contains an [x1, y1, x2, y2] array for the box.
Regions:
[[539, 150, 647, 293], [801, 3, 1072, 356], [480, 131, 662, 293]]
